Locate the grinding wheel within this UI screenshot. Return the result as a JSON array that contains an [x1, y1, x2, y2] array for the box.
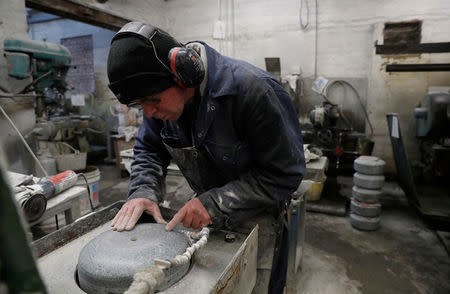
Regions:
[[77, 223, 191, 293]]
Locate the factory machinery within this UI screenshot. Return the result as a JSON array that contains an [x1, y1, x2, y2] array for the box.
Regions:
[[386, 89, 450, 230], [413, 90, 450, 185], [303, 101, 374, 173], [1, 38, 104, 176]]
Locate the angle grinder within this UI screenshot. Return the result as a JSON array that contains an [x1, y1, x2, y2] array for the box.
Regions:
[[15, 170, 78, 222]]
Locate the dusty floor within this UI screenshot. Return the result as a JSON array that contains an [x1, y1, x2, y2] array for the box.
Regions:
[[299, 209, 449, 294], [95, 164, 449, 294]]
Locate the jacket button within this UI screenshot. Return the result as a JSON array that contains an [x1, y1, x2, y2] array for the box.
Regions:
[[197, 132, 203, 138], [222, 155, 228, 161]]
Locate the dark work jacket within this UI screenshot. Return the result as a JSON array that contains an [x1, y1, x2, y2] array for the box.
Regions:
[[128, 42, 305, 230]]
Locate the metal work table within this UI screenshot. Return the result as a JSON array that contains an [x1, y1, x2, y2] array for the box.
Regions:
[[29, 186, 87, 226], [34, 202, 258, 294]]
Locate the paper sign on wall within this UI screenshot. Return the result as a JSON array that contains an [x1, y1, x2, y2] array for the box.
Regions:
[[71, 94, 85, 106]]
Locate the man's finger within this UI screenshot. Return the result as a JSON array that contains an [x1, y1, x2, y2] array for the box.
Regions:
[[191, 218, 201, 230], [112, 206, 128, 230], [165, 209, 186, 231], [152, 210, 167, 225], [116, 207, 133, 231], [125, 206, 144, 230], [183, 212, 193, 228], [111, 208, 124, 226]]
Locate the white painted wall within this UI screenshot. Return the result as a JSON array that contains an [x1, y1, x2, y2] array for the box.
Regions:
[[4, 0, 450, 173], [158, 0, 450, 79], [368, 20, 450, 171], [87, 0, 450, 172]]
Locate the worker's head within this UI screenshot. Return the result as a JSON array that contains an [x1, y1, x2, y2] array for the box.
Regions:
[[107, 22, 204, 120]]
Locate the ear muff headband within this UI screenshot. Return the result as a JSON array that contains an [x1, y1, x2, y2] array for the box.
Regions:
[[111, 22, 205, 88], [112, 22, 174, 75]]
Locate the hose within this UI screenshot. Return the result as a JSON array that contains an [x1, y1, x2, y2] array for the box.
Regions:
[[0, 85, 10, 93], [322, 80, 374, 138]]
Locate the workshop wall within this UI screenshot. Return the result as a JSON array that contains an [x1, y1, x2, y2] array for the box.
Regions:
[[0, 1, 36, 173], [369, 20, 450, 171], [80, 0, 450, 173], [2, 0, 449, 175], [159, 0, 450, 173]]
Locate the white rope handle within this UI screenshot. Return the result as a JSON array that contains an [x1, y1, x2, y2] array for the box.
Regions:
[[124, 227, 210, 294], [167, 227, 210, 266]]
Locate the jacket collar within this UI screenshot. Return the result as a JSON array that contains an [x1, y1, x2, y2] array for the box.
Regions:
[[192, 41, 237, 98]]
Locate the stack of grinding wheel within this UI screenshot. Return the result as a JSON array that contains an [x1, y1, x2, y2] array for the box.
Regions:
[[350, 156, 386, 231]]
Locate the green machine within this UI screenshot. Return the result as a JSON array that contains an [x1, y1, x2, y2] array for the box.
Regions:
[[4, 38, 71, 93]]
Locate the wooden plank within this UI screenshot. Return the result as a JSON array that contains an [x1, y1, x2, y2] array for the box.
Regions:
[[375, 42, 450, 55], [25, 0, 131, 31], [386, 63, 450, 72]]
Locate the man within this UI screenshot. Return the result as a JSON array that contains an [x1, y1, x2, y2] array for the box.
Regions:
[[107, 22, 305, 293]]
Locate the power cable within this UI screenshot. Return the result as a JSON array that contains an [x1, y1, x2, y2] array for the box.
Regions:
[[314, 0, 318, 79], [0, 104, 48, 176], [77, 173, 94, 212], [0, 85, 10, 93]]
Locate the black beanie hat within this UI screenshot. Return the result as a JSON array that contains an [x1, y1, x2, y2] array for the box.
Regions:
[[107, 26, 182, 104]]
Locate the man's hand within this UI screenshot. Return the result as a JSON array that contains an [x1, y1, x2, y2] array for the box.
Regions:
[[165, 198, 212, 231], [111, 198, 167, 231]]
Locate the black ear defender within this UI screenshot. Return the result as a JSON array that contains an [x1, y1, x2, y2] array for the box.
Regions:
[[112, 22, 205, 89], [168, 47, 205, 88]]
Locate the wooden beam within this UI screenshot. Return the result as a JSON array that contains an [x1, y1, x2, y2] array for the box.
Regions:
[[25, 0, 131, 31], [375, 42, 450, 55], [386, 63, 450, 72]]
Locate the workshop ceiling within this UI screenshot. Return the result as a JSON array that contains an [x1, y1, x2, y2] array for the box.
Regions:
[[25, 0, 131, 31]]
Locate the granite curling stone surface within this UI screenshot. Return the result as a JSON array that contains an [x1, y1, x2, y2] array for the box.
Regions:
[[77, 223, 191, 293]]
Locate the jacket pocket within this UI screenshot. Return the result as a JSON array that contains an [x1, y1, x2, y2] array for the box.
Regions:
[[203, 140, 250, 178]]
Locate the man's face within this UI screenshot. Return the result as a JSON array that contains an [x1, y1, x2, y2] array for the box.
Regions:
[[131, 86, 193, 121]]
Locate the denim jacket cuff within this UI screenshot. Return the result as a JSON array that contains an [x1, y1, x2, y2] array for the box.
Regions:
[[197, 192, 227, 229], [128, 187, 159, 204]]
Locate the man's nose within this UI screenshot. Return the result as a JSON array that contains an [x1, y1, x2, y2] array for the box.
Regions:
[[142, 104, 157, 118]]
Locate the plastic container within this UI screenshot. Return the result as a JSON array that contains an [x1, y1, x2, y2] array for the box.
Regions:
[[305, 175, 327, 201], [36, 213, 67, 235], [76, 166, 101, 215], [54, 142, 87, 172]]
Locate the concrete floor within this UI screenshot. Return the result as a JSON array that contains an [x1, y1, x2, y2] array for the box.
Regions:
[[95, 164, 450, 294], [299, 209, 449, 294]]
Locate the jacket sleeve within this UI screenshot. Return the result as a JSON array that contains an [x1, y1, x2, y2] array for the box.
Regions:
[[127, 117, 171, 203], [197, 82, 306, 230]]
